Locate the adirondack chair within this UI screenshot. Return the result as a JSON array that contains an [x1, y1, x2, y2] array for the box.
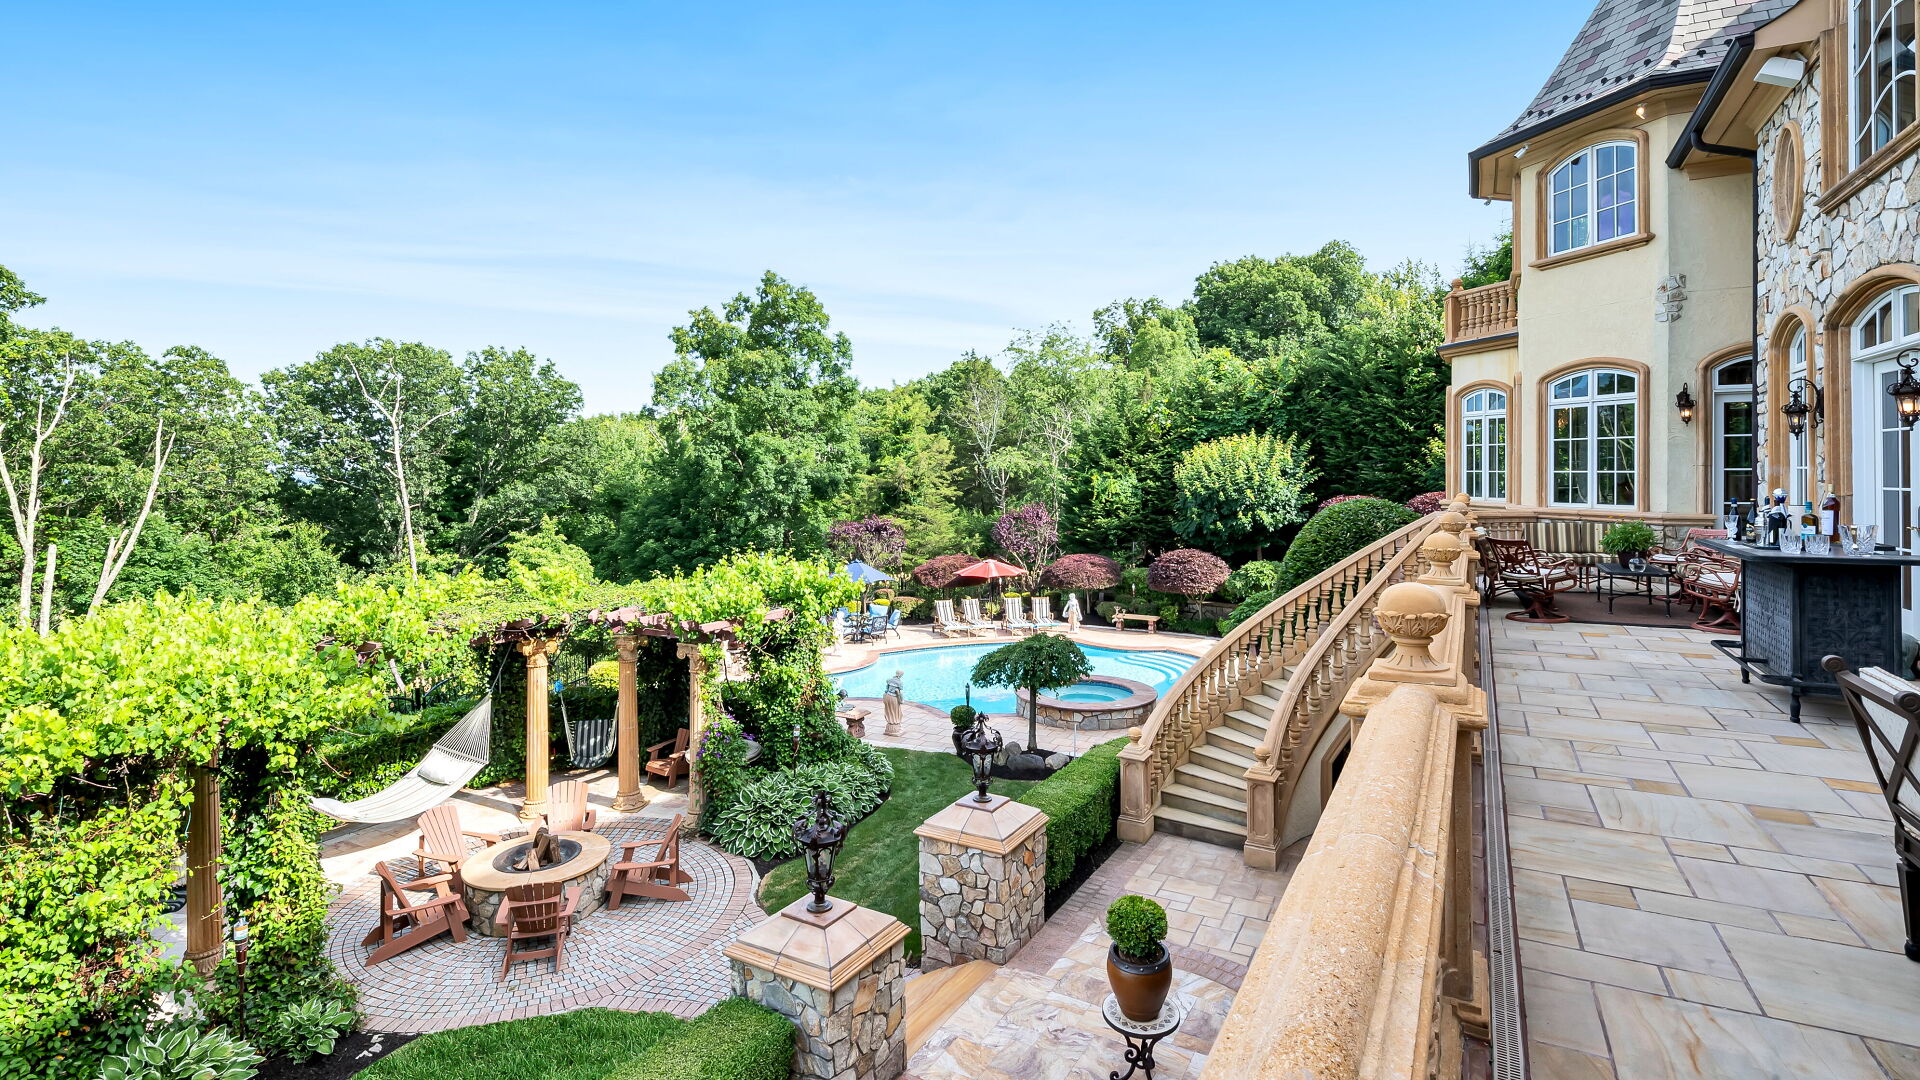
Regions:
[[606, 813, 695, 909], [361, 860, 470, 965], [1002, 596, 1036, 634], [412, 804, 503, 877], [541, 778, 599, 833], [497, 879, 580, 980], [1029, 595, 1063, 630], [645, 728, 691, 789]]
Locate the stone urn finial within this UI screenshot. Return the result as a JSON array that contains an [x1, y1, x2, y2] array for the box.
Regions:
[[1418, 530, 1465, 585], [1373, 582, 1452, 676]]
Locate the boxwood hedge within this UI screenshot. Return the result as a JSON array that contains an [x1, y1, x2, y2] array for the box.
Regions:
[[1018, 737, 1127, 892]]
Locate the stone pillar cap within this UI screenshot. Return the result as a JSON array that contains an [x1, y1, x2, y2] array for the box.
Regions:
[[723, 896, 909, 992], [913, 793, 1048, 856]]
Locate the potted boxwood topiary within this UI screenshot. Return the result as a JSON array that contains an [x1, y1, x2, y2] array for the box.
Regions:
[[949, 704, 977, 755], [1600, 520, 1659, 567], [1105, 894, 1172, 1021]]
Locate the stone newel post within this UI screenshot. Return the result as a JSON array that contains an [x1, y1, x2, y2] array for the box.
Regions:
[[611, 633, 647, 812], [725, 897, 910, 1080], [518, 636, 562, 821], [914, 793, 1048, 966]]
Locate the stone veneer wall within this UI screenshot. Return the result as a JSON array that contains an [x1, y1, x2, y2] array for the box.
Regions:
[[1756, 55, 1920, 496], [918, 827, 1047, 966], [732, 941, 907, 1080]]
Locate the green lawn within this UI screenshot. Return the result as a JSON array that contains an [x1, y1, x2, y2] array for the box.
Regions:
[[355, 1009, 683, 1080], [759, 746, 1034, 957]]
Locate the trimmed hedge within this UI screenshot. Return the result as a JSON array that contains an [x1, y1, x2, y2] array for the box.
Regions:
[[1018, 737, 1126, 891], [1275, 497, 1418, 594], [604, 998, 794, 1080]]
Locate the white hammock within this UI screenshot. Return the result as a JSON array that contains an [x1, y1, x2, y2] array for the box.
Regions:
[[310, 695, 493, 824]]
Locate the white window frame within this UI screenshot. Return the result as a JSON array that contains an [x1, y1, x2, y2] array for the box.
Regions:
[[1851, 284, 1920, 633], [1548, 140, 1639, 256], [1549, 368, 1638, 509], [1711, 355, 1757, 511], [1786, 329, 1812, 506], [1460, 388, 1508, 502], [1851, 0, 1918, 166]]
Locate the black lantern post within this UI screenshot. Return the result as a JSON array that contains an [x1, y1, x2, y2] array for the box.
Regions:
[[957, 716, 1004, 803], [1781, 375, 1823, 438], [1891, 351, 1920, 429], [793, 790, 848, 914], [1675, 383, 1696, 424], [230, 913, 251, 1035]]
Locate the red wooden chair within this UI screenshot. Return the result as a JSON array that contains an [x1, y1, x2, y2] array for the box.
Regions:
[[541, 779, 599, 833], [607, 813, 695, 909], [361, 860, 470, 965], [498, 879, 579, 980], [1681, 552, 1741, 632], [645, 729, 691, 790], [412, 804, 503, 878]]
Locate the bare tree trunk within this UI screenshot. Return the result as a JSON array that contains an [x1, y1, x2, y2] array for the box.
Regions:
[[37, 543, 55, 636], [0, 361, 77, 626], [344, 359, 451, 579], [89, 422, 174, 616]]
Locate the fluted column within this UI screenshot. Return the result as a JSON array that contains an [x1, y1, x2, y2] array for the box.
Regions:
[[612, 633, 647, 812], [184, 761, 224, 976], [518, 636, 563, 821], [678, 642, 710, 823]]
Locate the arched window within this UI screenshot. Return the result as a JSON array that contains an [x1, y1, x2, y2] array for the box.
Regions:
[[1712, 355, 1756, 510], [1851, 0, 1917, 165], [1853, 287, 1920, 608], [1549, 368, 1637, 508], [1785, 329, 1811, 506], [1460, 388, 1507, 501], [1549, 141, 1638, 255]]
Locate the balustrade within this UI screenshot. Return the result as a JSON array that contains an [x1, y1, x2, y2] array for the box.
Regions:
[[1442, 278, 1517, 345]]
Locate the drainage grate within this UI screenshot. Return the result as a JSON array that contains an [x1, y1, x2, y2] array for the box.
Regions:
[[1480, 609, 1528, 1079]]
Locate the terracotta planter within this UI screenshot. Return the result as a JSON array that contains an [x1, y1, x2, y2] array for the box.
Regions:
[[1106, 943, 1172, 1022]]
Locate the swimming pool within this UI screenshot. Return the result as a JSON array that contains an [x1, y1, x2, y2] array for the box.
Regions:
[[832, 643, 1196, 715]]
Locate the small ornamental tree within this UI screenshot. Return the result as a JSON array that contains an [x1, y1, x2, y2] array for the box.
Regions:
[[992, 503, 1058, 573], [1146, 548, 1230, 599], [911, 553, 979, 592], [1171, 432, 1314, 558], [826, 515, 907, 568], [1038, 553, 1122, 592], [971, 633, 1093, 752]]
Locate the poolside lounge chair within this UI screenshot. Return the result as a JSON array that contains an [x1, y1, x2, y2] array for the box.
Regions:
[[362, 860, 470, 965], [1029, 596, 1063, 630], [607, 813, 694, 909], [412, 804, 503, 878], [1002, 596, 1037, 634], [498, 879, 579, 980], [960, 598, 997, 634], [541, 779, 599, 834], [932, 599, 976, 637]]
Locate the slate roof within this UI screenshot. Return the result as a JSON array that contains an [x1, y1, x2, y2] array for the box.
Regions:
[[1487, 0, 1798, 144]]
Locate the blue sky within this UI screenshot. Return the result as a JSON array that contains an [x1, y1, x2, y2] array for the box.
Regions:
[[2, 2, 1578, 414]]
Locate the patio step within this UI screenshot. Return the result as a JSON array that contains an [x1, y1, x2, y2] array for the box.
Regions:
[[1160, 781, 1248, 826], [1238, 692, 1283, 715], [1207, 722, 1263, 756], [1222, 708, 1269, 739], [1153, 803, 1249, 846], [1173, 759, 1247, 799], [1188, 741, 1257, 775], [905, 959, 997, 1054]]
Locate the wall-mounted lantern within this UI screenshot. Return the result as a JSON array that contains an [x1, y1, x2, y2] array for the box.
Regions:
[[1891, 351, 1920, 429], [1675, 384, 1696, 424], [1781, 376, 1823, 438]]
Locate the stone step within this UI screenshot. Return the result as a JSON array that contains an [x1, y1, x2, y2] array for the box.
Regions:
[[1262, 666, 1298, 694], [1189, 741, 1257, 775], [1153, 803, 1249, 847], [1160, 782, 1248, 826], [1223, 709, 1268, 739], [1208, 723, 1262, 755], [1239, 693, 1282, 715], [1174, 760, 1247, 800]]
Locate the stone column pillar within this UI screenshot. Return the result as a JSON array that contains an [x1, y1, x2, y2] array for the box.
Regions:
[[184, 761, 224, 976], [518, 636, 562, 821], [611, 633, 647, 812], [677, 642, 709, 822], [725, 897, 910, 1080], [914, 793, 1048, 967]]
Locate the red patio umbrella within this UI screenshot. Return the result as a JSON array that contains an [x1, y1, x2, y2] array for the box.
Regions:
[[949, 558, 1028, 588]]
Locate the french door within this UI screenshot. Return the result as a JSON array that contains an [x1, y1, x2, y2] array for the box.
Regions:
[[1860, 359, 1919, 636]]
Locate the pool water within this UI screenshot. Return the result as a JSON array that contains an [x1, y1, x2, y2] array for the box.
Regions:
[[833, 643, 1195, 715]]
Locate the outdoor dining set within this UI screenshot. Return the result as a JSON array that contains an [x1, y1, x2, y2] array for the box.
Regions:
[[1477, 527, 1741, 631]]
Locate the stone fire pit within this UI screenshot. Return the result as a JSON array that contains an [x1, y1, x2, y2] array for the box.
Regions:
[[460, 829, 611, 937]]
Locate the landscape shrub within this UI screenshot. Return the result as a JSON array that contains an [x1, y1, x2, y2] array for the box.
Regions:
[[1018, 738, 1126, 892], [1405, 491, 1448, 515], [604, 998, 793, 1080], [259, 997, 355, 1062], [693, 713, 759, 825], [1039, 553, 1122, 592], [705, 758, 891, 860], [1106, 895, 1169, 962], [1219, 590, 1277, 634], [1221, 560, 1283, 602], [313, 698, 476, 800], [910, 553, 978, 591], [1146, 549, 1229, 598], [96, 1024, 262, 1080], [1275, 497, 1418, 594], [1095, 600, 1121, 623]]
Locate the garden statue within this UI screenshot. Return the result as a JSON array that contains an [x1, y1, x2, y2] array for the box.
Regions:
[[883, 670, 904, 736], [1062, 593, 1082, 633]]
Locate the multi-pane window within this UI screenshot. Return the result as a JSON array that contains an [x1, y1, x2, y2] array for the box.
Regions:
[[1855, 283, 1920, 353], [1549, 141, 1638, 255], [1853, 0, 1918, 164], [1461, 388, 1507, 501], [1713, 356, 1756, 510], [1787, 329, 1812, 505], [1550, 369, 1637, 508]]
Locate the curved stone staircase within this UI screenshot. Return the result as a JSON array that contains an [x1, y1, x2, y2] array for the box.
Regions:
[[1151, 666, 1294, 847]]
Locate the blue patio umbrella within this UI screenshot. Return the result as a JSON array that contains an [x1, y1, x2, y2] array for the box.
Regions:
[[842, 560, 894, 584]]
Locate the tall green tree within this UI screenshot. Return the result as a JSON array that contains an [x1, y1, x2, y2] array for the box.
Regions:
[[1187, 241, 1370, 356], [433, 346, 584, 563], [616, 272, 858, 576], [840, 386, 962, 562], [1171, 432, 1315, 558]]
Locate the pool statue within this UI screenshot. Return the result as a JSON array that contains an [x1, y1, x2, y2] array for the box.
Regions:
[[883, 670, 904, 737], [1063, 593, 1082, 633]]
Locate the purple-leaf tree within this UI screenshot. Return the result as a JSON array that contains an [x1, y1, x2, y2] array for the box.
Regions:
[[1038, 553, 1123, 592], [826, 516, 906, 568], [911, 553, 979, 591], [1147, 548, 1231, 597], [992, 503, 1058, 571]]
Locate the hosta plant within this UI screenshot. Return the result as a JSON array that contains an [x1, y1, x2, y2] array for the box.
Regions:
[[266, 996, 357, 1062], [97, 1025, 262, 1080]]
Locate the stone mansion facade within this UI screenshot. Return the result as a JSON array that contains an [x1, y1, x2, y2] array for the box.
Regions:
[[1444, 0, 1920, 633]]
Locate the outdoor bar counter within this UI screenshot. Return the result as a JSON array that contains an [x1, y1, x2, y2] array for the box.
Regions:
[[1700, 537, 1920, 720]]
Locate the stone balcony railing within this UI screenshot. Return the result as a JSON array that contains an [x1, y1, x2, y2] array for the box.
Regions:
[[1201, 504, 1489, 1079], [1442, 277, 1517, 347]]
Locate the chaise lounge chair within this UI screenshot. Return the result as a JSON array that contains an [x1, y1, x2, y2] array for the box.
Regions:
[[1029, 596, 1063, 630], [1001, 596, 1037, 634], [933, 599, 978, 637], [960, 597, 997, 634]]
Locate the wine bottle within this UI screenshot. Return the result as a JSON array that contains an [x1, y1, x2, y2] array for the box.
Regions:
[[1820, 492, 1840, 539]]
